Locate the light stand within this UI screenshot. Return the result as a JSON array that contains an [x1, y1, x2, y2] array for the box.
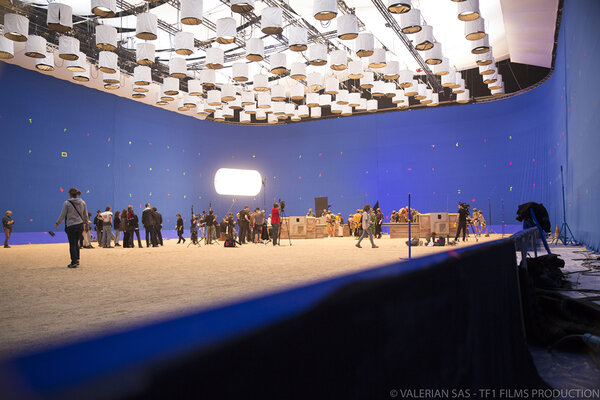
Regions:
[[278, 199, 292, 246], [559, 165, 577, 245]]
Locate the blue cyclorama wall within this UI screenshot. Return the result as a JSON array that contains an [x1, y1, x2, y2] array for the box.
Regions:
[[1, 24, 569, 238], [562, 0, 600, 251]]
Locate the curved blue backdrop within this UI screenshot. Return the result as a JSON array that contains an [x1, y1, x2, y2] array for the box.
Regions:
[[1, 0, 597, 250]]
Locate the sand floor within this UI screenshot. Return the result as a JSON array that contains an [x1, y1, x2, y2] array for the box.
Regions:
[[0, 234, 504, 357]]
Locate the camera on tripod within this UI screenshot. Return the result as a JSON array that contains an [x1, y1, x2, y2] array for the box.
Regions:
[[459, 202, 470, 210], [278, 198, 286, 211]]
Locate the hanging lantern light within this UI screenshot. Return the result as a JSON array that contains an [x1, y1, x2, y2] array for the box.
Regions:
[[483, 72, 498, 85], [221, 84, 236, 102], [341, 105, 352, 116], [336, 89, 349, 105], [207, 89, 221, 106], [441, 70, 456, 87], [478, 64, 496, 76], [325, 77, 340, 94], [222, 105, 234, 118], [169, 57, 188, 78], [388, 0, 412, 14], [196, 102, 207, 115], [488, 74, 503, 90], [367, 99, 378, 112], [360, 71, 374, 89], [396, 93, 408, 108], [246, 38, 264, 62], [99, 51, 118, 73], [398, 70, 413, 88], [331, 102, 342, 114], [47, 3, 73, 34], [309, 44, 327, 66], [216, 17, 236, 44], [132, 88, 146, 99], [205, 47, 224, 69], [311, 107, 322, 119], [347, 92, 361, 107], [253, 74, 269, 92], [214, 110, 225, 122], [136, 13, 158, 41], [257, 92, 271, 109], [203, 99, 215, 113], [457, 0, 480, 21], [384, 82, 396, 97], [400, 8, 421, 34], [181, 0, 203, 25], [229, 96, 242, 110], [241, 90, 255, 105], [240, 111, 251, 124], [188, 79, 203, 96], [337, 14, 358, 40], [35, 52, 54, 70], [244, 103, 257, 114], [356, 33, 374, 58], [91, 0, 116, 18], [465, 17, 485, 40], [291, 111, 301, 122], [291, 62, 307, 80], [0, 36, 14, 59], [66, 52, 85, 72], [330, 50, 348, 71], [256, 110, 267, 121], [319, 94, 332, 107], [372, 80, 386, 97], [267, 114, 278, 124], [4, 14, 29, 42], [471, 36, 490, 54], [200, 69, 216, 87], [392, 89, 405, 104], [261, 7, 283, 35], [231, 0, 254, 14], [72, 65, 90, 82], [136, 42, 155, 65], [298, 105, 310, 118], [456, 89, 470, 103], [270, 53, 288, 75], [453, 71, 463, 89], [58, 36, 79, 61], [306, 92, 320, 107], [104, 71, 120, 90], [96, 25, 117, 51], [272, 102, 285, 115], [414, 83, 427, 100], [491, 82, 505, 96], [133, 83, 149, 93], [348, 61, 363, 79], [232, 62, 249, 82], [356, 98, 367, 111], [421, 88, 433, 104], [289, 26, 308, 52], [427, 93, 439, 107], [476, 50, 494, 66], [453, 79, 465, 94], [433, 58, 449, 75], [24, 35, 47, 58], [163, 77, 179, 96], [307, 72, 323, 91], [272, 85, 287, 101], [314, 0, 337, 21], [414, 25, 433, 51], [291, 83, 305, 100], [175, 32, 194, 55], [404, 80, 419, 96], [384, 61, 400, 80], [369, 48, 386, 69], [424, 42, 442, 65]]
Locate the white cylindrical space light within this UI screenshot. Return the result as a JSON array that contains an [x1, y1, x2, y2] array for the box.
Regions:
[[414, 25, 433, 51], [136, 42, 155, 65], [188, 79, 203, 96], [290, 83, 305, 100], [253, 74, 269, 92], [348, 60, 363, 79], [337, 14, 358, 40], [314, 0, 337, 21], [367, 99, 378, 112], [306, 92, 320, 107], [207, 89, 221, 106], [66, 52, 85, 72], [465, 17, 485, 40], [457, 0, 480, 21], [433, 57, 449, 75], [134, 65, 151, 85], [270, 52, 287, 75], [289, 26, 307, 52], [205, 47, 224, 69], [169, 57, 188, 78], [291, 62, 307, 80], [200, 68, 216, 87], [99, 51, 117, 73], [369, 48, 386, 69], [58, 36, 79, 61], [298, 105, 309, 118], [136, 13, 158, 40], [175, 31, 194, 55], [241, 90, 255, 105], [216, 17, 236, 44], [307, 72, 323, 91], [400, 8, 421, 34], [360, 71, 374, 88], [330, 50, 348, 71], [257, 92, 271, 109], [92, 0, 117, 18], [181, 0, 203, 25], [336, 89, 349, 104], [261, 7, 283, 35], [457, 89, 470, 103], [47, 3, 73, 33], [325, 77, 340, 94], [424, 42, 442, 65], [471, 36, 490, 54], [388, 0, 411, 14], [163, 77, 179, 96], [271, 85, 286, 101], [35, 52, 54, 70], [246, 38, 264, 62], [221, 84, 236, 102], [24, 35, 47, 58], [476, 50, 494, 66], [4, 14, 29, 42], [356, 32, 374, 58], [384, 61, 400, 80], [231, 0, 254, 14], [311, 106, 322, 118], [96, 25, 117, 51], [309, 44, 327, 66], [232, 62, 249, 81]]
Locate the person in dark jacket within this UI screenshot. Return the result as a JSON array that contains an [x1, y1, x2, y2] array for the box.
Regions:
[[142, 203, 158, 247], [127, 206, 143, 248], [176, 214, 185, 244], [113, 211, 122, 247], [152, 207, 163, 246], [121, 208, 130, 247], [454, 202, 469, 242], [3, 210, 14, 248], [93, 210, 103, 245]]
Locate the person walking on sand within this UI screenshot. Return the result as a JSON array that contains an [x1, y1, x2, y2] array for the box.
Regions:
[[355, 204, 378, 249], [55, 188, 89, 268]]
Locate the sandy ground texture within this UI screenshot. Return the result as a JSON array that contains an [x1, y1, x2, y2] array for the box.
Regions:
[[0, 234, 504, 357]]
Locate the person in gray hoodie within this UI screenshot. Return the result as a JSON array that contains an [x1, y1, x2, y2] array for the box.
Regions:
[[55, 188, 89, 268], [355, 204, 379, 249]]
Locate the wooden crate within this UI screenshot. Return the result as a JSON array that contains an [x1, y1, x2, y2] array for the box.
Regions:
[[343, 225, 350, 237], [419, 214, 431, 237], [288, 216, 307, 238], [390, 223, 420, 238], [306, 217, 317, 239], [315, 224, 327, 238], [449, 213, 459, 237]]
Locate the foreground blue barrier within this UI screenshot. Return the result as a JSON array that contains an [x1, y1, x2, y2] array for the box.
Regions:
[[0, 237, 548, 399]]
